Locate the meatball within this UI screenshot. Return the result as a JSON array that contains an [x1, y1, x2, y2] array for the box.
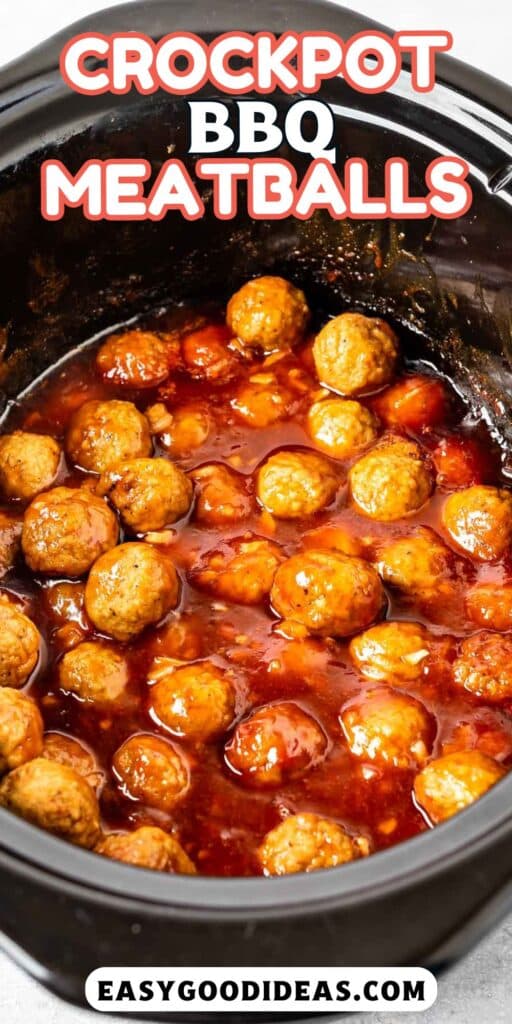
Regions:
[[99, 458, 193, 533], [442, 485, 512, 561], [193, 536, 283, 605], [376, 527, 453, 598], [182, 324, 240, 381], [0, 431, 61, 502], [42, 732, 102, 789], [149, 661, 236, 741], [340, 686, 434, 769], [225, 701, 327, 787], [0, 689, 43, 775], [85, 543, 179, 641], [0, 598, 41, 688], [112, 733, 188, 811], [152, 402, 212, 456], [226, 276, 310, 354], [414, 751, 505, 824], [0, 510, 22, 578], [372, 375, 448, 432], [66, 399, 152, 474], [43, 580, 87, 628], [433, 436, 486, 489], [192, 464, 252, 525], [58, 641, 129, 703], [95, 826, 196, 873], [466, 583, 512, 632], [22, 486, 118, 576], [0, 757, 100, 847], [313, 312, 398, 396], [307, 398, 379, 459], [258, 813, 367, 875], [453, 632, 512, 702], [96, 330, 172, 388], [257, 450, 339, 519], [271, 549, 384, 638], [349, 437, 433, 521], [231, 374, 293, 428], [350, 622, 431, 684]]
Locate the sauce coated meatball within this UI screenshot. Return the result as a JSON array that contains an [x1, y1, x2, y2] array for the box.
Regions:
[[313, 312, 398, 396], [59, 641, 129, 703], [96, 330, 172, 388], [0, 510, 22, 578], [349, 437, 433, 521], [466, 583, 512, 632], [340, 686, 434, 769], [99, 457, 193, 533], [0, 431, 61, 502], [0, 597, 41, 688], [350, 621, 431, 684], [42, 732, 102, 789], [271, 549, 384, 637], [453, 632, 512, 702], [112, 733, 188, 811], [442, 485, 512, 561], [0, 689, 43, 774], [22, 486, 118, 576], [414, 751, 505, 824], [232, 374, 293, 428], [149, 662, 236, 741], [307, 398, 379, 459], [85, 542, 179, 641], [152, 402, 212, 456], [257, 450, 339, 519], [372, 374, 448, 432], [376, 527, 453, 598], [258, 813, 367, 875], [66, 399, 152, 473], [0, 757, 100, 847], [193, 536, 283, 605], [227, 276, 309, 354], [225, 701, 327, 786], [95, 826, 196, 873], [192, 464, 252, 525], [182, 324, 240, 382]]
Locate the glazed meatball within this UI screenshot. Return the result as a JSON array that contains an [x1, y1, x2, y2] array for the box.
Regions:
[[182, 324, 240, 381], [43, 580, 87, 628], [149, 661, 236, 741], [0, 689, 43, 775], [376, 527, 453, 597], [151, 402, 212, 456], [258, 813, 367, 875], [22, 486, 118, 576], [95, 826, 196, 873], [271, 549, 384, 638], [193, 536, 283, 605], [225, 702, 327, 786], [453, 632, 512, 702], [66, 399, 152, 473], [0, 431, 61, 502], [227, 276, 310, 355], [372, 375, 448, 432], [192, 464, 252, 525], [442, 485, 512, 561], [350, 622, 431, 684], [231, 374, 293, 428], [42, 732, 102, 789], [0, 510, 22, 578], [99, 458, 193, 533], [307, 398, 379, 459], [433, 436, 486, 489], [96, 330, 172, 388], [257, 450, 339, 519], [414, 751, 505, 824], [349, 437, 433, 521], [112, 733, 188, 811], [85, 543, 179, 641], [313, 312, 398, 396], [0, 757, 100, 847], [59, 641, 129, 703], [0, 598, 41, 688], [340, 686, 434, 769], [466, 583, 512, 632]]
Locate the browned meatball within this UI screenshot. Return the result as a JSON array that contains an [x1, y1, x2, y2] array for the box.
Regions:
[[307, 398, 379, 459], [340, 686, 434, 769], [0, 757, 100, 847], [43, 581, 87, 628], [22, 486, 118, 576], [0, 597, 41, 688], [231, 374, 293, 428], [0, 431, 61, 502], [66, 399, 152, 474], [85, 543, 179, 641], [193, 536, 283, 605], [95, 826, 196, 873], [58, 641, 129, 703], [313, 313, 399, 396], [98, 458, 193, 533], [181, 324, 240, 382], [149, 662, 236, 741], [442, 485, 512, 561], [225, 702, 327, 787], [453, 632, 512, 702], [227, 276, 310, 354], [42, 732, 102, 789], [112, 733, 188, 811], [192, 464, 252, 525], [0, 510, 22, 578], [414, 751, 505, 824], [148, 402, 212, 456], [466, 583, 512, 632], [350, 622, 432, 684], [0, 689, 43, 774], [271, 549, 384, 638], [349, 437, 433, 521], [96, 330, 172, 388], [257, 450, 339, 519], [258, 813, 368, 875], [376, 527, 453, 597]]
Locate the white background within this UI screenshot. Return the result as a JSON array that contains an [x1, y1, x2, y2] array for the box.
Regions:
[[0, 1, 510, 1022]]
